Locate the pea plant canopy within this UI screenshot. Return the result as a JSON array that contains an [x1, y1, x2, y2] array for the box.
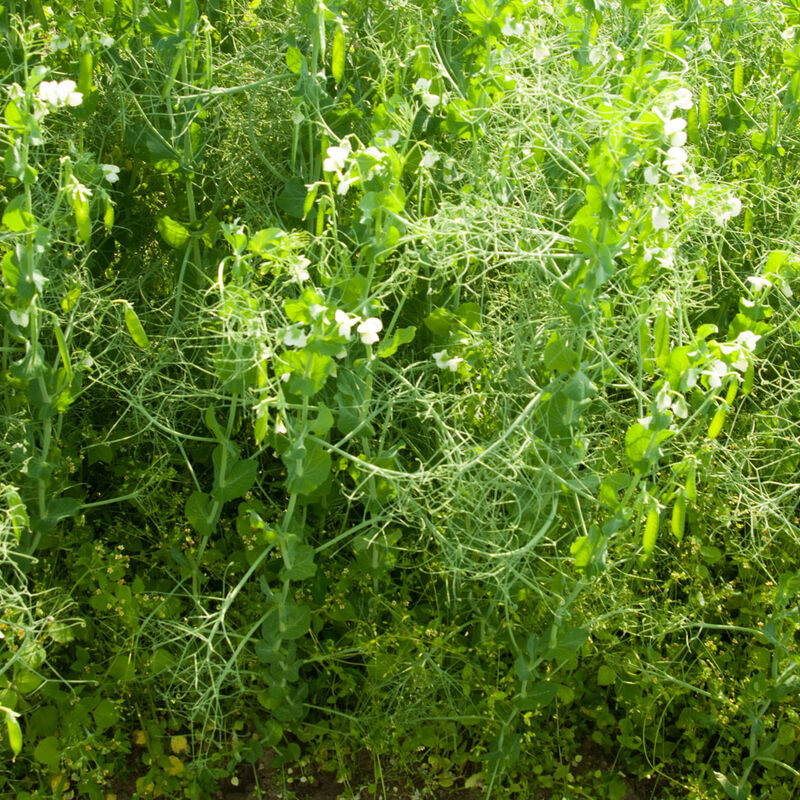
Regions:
[[2, 0, 800, 798]]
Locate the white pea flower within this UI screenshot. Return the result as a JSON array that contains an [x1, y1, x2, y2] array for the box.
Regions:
[[308, 303, 326, 320], [101, 163, 120, 184], [501, 15, 525, 36], [735, 330, 761, 351], [531, 44, 550, 62], [664, 146, 688, 175], [588, 45, 604, 65], [68, 176, 92, 203], [421, 149, 440, 169], [38, 79, 83, 107], [283, 327, 308, 348], [746, 275, 772, 292], [651, 206, 670, 231], [99, 34, 115, 48], [323, 141, 351, 174], [657, 247, 675, 270], [51, 35, 71, 51], [433, 350, 463, 371], [673, 88, 693, 110], [288, 255, 310, 283], [712, 195, 742, 226], [705, 360, 728, 389], [335, 309, 356, 339], [664, 117, 687, 147], [357, 317, 382, 345], [644, 165, 660, 185]]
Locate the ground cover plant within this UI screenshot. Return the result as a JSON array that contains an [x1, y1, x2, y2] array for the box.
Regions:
[[2, 0, 800, 798]]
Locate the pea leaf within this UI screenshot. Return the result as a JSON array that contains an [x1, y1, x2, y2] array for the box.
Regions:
[[213, 457, 257, 504], [157, 215, 190, 248], [279, 536, 317, 581], [516, 680, 559, 710], [185, 490, 214, 536], [2, 195, 36, 232], [283, 440, 331, 495]]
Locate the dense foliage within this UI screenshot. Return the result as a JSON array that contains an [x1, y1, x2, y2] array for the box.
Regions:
[[2, 0, 800, 798]]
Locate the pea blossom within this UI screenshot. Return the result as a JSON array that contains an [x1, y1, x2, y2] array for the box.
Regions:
[[283, 327, 308, 348], [357, 317, 382, 345], [664, 146, 688, 175], [712, 195, 742, 226], [38, 79, 83, 107], [335, 309, 356, 339], [651, 206, 669, 231], [101, 164, 121, 184], [433, 350, 463, 371]]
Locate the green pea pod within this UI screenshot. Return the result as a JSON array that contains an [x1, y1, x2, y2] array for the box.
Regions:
[[684, 462, 697, 504], [78, 51, 93, 95], [5, 710, 22, 760], [643, 505, 659, 555], [708, 405, 726, 440], [671, 493, 686, 541], [331, 26, 345, 84], [122, 301, 149, 349], [654, 311, 669, 370], [733, 61, 744, 95]]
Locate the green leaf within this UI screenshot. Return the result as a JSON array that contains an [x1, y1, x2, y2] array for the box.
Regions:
[[625, 418, 673, 471], [310, 404, 334, 436], [213, 458, 257, 504], [279, 537, 317, 581], [597, 665, 617, 686], [547, 626, 589, 662], [157, 215, 190, 248], [260, 599, 310, 642], [92, 698, 119, 732], [5, 711, 21, 759], [700, 545, 722, 564], [281, 350, 334, 397], [664, 346, 691, 390], [516, 680, 559, 710], [2, 195, 36, 232], [286, 46, 303, 74], [284, 440, 331, 496], [378, 326, 416, 358], [4, 141, 26, 180], [34, 736, 60, 771], [185, 491, 214, 537], [34, 497, 81, 534], [544, 334, 578, 373], [424, 307, 456, 337], [122, 301, 150, 349]]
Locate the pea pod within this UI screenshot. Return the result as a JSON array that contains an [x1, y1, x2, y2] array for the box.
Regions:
[[643, 504, 659, 555], [4, 709, 22, 760], [708, 405, 727, 440], [654, 311, 669, 369], [331, 26, 345, 84], [117, 300, 150, 350], [671, 493, 686, 541]]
